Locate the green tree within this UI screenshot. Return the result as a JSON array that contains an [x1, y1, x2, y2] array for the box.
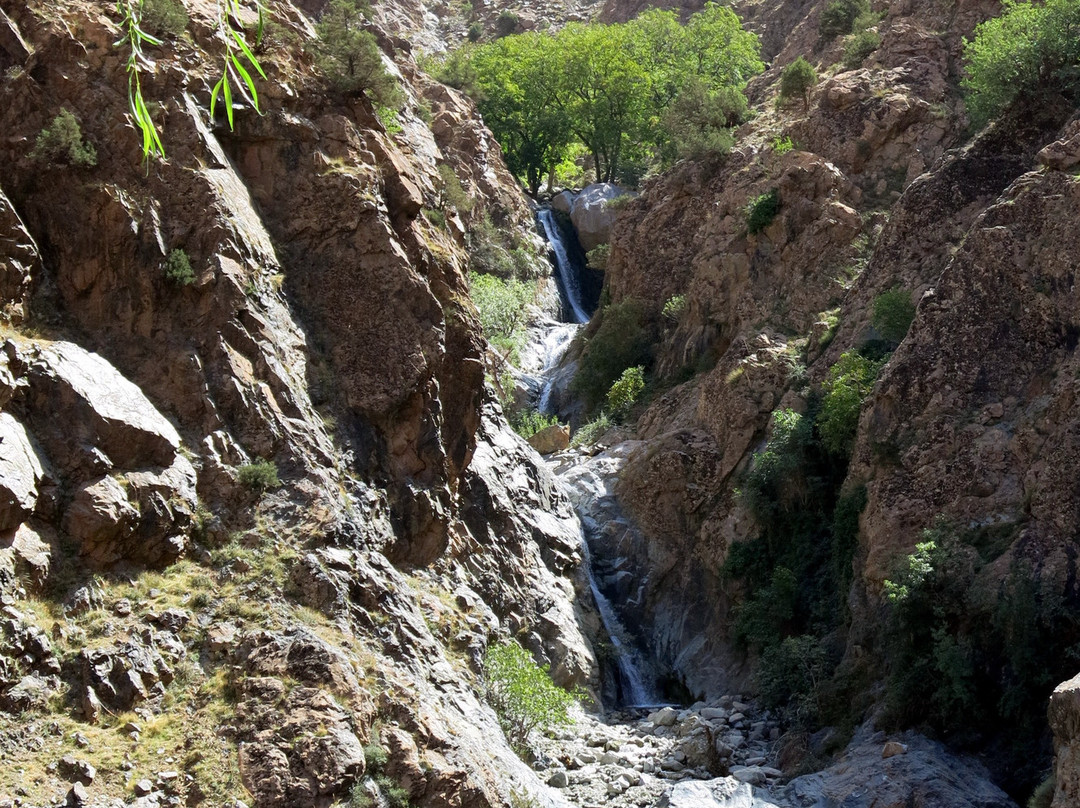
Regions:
[[437, 5, 762, 188], [819, 0, 869, 39], [31, 110, 97, 167], [962, 0, 1080, 128], [780, 56, 817, 110], [872, 287, 916, 344], [315, 0, 402, 108], [606, 365, 645, 418], [483, 640, 578, 751], [817, 351, 882, 456]]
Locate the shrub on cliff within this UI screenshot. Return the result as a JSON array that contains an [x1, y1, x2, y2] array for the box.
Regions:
[[872, 287, 916, 344], [819, 0, 868, 39], [314, 0, 402, 108], [779, 57, 816, 110], [746, 188, 781, 234], [963, 0, 1080, 128], [31, 110, 97, 168], [571, 299, 652, 413], [141, 0, 189, 38], [606, 366, 645, 420], [483, 639, 577, 751], [817, 351, 882, 457]]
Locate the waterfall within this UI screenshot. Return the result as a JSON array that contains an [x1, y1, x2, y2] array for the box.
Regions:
[[538, 209, 591, 325], [579, 529, 658, 707]]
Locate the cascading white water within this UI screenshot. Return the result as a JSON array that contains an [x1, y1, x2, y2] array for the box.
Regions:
[[579, 529, 658, 707], [538, 209, 591, 325]]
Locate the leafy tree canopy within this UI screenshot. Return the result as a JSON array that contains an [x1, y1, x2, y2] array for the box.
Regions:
[[962, 0, 1080, 128], [435, 4, 763, 190]]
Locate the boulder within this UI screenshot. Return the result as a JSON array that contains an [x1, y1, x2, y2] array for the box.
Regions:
[[528, 424, 570, 455], [664, 778, 779, 808], [551, 190, 575, 214], [0, 413, 44, 532], [570, 183, 633, 252], [20, 341, 181, 472]]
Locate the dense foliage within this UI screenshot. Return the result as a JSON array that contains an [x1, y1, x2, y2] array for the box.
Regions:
[[818, 351, 883, 456], [571, 299, 653, 413], [882, 519, 1080, 792], [779, 57, 817, 109], [484, 640, 578, 751], [963, 0, 1080, 128], [436, 4, 763, 190], [872, 287, 916, 344], [314, 0, 402, 108], [31, 110, 97, 167]]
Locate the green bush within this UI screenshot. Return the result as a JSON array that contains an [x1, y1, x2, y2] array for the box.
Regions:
[[663, 78, 743, 161], [314, 0, 403, 108], [469, 215, 533, 278], [571, 299, 652, 413], [469, 271, 533, 341], [842, 29, 880, 69], [746, 188, 781, 235], [163, 248, 195, 286], [606, 365, 645, 419], [141, 0, 189, 38], [734, 566, 798, 649], [817, 351, 882, 457], [662, 294, 686, 323], [963, 0, 1080, 129], [739, 408, 813, 525], [1028, 774, 1056, 808], [779, 57, 817, 109], [438, 164, 475, 213], [757, 634, 831, 723], [872, 286, 916, 344], [512, 409, 560, 440], [31, 110, 97, 167], [495, 10, 519, 37], [483, 639, 578, 751], [771, 135, 795, 155], [819, 0, 868, 39], [237, 459, 280, 491], [571, 412, 612, 447], [467, 22, 483, 42]]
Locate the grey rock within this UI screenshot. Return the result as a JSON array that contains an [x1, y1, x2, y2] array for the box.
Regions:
[[548, 771, 569, 788], [664, 778, 780, 808], [551, 190, 575, 214], [649, 707, 678, 727], [782, 726, 1017, 808], [0, 413, 44, 532], [569, 183, 634, 252]]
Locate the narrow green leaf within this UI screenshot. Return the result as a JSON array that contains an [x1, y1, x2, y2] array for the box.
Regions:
[[223, 72, 234, 129], [210, 76, 225, 120], [229, 52, 260, 111], [231, 27, 267, 78]]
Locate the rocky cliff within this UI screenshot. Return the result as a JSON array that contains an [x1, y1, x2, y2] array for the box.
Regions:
[[586, 0, 1080, 795], [0, 0, 602, 805]]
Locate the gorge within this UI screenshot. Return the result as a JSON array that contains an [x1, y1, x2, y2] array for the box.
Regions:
[[1, 0, 1080, 806]]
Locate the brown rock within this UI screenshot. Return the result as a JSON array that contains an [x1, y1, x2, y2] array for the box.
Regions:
[[882, 740, 908, 758], [528, 424, 570, 455]]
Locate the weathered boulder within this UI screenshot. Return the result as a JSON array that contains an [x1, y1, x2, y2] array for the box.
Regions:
[[570, 183, 634, 252], [664, 778, 779, 808], [0, 186, 36, 323], [551, 190, 576, 214], [0, 413, 44, 532], [80, 636, 177, 719], [18, 341, 181, 472], [528, 423, 570, 455]]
